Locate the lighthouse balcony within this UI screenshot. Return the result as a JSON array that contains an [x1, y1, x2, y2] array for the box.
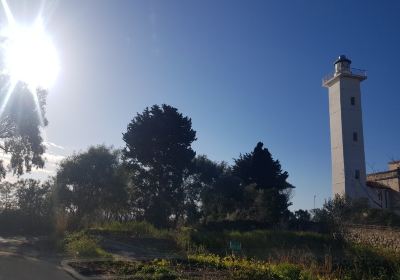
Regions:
[[322, 68, 367, 86]]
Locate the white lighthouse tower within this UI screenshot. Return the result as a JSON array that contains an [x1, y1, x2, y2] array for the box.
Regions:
[[323, 55, 368, 200]]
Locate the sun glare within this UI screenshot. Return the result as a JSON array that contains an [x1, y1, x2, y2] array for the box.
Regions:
[[2, 18, 59, 90]]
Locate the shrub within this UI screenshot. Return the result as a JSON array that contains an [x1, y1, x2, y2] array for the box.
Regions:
[[64, 231, 111, 258]]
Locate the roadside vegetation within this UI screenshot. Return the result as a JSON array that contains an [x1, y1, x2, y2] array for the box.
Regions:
[[59, 220, 400, 279], [1, 103, 400, 279]]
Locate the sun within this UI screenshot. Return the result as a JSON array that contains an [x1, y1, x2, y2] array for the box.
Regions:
[[2, 18, 59, 90]]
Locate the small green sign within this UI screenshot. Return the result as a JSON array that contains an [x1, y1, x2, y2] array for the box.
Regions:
[[229, 240, 242, 252]]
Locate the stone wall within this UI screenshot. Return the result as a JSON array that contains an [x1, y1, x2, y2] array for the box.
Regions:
[[344, 224, 400, 251]]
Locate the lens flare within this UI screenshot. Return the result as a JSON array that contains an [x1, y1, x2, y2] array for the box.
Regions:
[[2, 18, 60, 90]]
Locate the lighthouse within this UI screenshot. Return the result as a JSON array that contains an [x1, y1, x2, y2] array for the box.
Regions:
[[323, 55, 368, 200]]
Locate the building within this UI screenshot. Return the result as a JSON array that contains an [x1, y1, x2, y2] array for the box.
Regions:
[[367, 161, 400, 210], [322, 55, 399, 210]]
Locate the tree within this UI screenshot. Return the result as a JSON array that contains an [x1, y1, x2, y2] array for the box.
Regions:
[[294, 209, 311, 223], [122, 104, 196, 227], [0, 181, 16, 211], [184, 155, 231, 223], [15, 179, 52, 218], [55, 145, 127, 226], [0, 78, 48, 178], [232, 142, 293, 223], [201, 171, 243, 222], [0, 180, 52, 234]]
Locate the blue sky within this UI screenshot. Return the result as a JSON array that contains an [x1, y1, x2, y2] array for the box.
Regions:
[[3, 0, 400, 210]]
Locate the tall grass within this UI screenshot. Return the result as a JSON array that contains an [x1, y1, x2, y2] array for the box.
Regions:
[[92, 221, 172, 239], [77, 221, 400, 279], [184, 228, 344, 261]]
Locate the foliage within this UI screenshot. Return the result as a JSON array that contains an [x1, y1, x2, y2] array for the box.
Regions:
[[64, 231, 111, 259], [201, 142, 293, 225], [311, 195, 400, 233], [188, 254, 318, 280], [123, 104, 197, 227], [0, 181, 15, 210], [180, 155, 229, 224], [69, 259, 178, 279], [55, 145, 128, 227], [0, 79, 48, 178], [0, 179, 53, 234], [231, 142, 293, 223], [66, 224, 400, 279], [15, 179, 52, 218], [93, 221, 171, 239], [185, 230, 400, 279], [287, 209, 314, 231], [185, 228, 341, 259]]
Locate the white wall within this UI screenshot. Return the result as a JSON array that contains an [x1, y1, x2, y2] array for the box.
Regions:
[[328, 74, 368, 200]]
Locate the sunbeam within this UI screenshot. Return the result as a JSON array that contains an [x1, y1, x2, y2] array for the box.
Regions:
[[0, 78, 16, 118], [0, 0, 15, 25], [0, 0, 58, 125]]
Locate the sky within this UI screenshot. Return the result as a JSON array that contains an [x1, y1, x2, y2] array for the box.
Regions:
[[1, 0, 400, 210]]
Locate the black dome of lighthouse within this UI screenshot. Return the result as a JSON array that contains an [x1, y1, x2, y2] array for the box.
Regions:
[[334, 55, 352, 65]]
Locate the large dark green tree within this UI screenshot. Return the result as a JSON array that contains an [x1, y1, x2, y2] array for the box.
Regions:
[[55, 145, 127, 225], [0, 78, 48, 178], [123, 104, 196, 227], [232, 142, 293, 223]]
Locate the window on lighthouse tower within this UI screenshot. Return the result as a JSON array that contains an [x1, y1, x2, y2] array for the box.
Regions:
[[355, 169, 360, 180], [353, 132, 358, 142], [351, 96, 355, 106]]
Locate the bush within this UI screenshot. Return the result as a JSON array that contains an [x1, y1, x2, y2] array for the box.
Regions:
[[64, 231, 111, 258]]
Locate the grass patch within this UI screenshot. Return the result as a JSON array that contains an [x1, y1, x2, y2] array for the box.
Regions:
[[68, 256, 320, 280], [64, 231, 112, 259], [69, 259, 178, 279], [70, 222, 400, 279], [184, 228, 344, 261], [91, 221, 172, 239]]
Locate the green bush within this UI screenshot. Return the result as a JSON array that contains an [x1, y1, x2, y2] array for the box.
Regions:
[[64, 231, 111, 258]]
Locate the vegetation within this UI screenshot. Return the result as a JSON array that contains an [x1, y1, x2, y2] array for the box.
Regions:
[[0, 179, 52, 234], [92, 220, 172, 239], [122, 104, 197, 227], [0, 79, 48, 178], [312, 195, 400, 233], [0, 104, 399, 226], [56, 220, 400, 279], [55, 145, 128, 228], [64, 231, 111, 258], [64, 234, 400, 280], [3, 103, 400, 279]]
